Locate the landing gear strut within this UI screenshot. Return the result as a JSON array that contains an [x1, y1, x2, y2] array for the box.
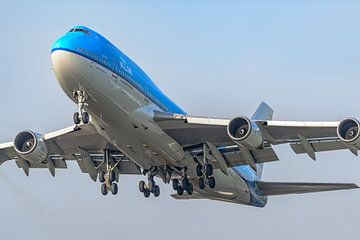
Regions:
[[99, 149, 119, 195], [172, 168, 193, 195], [196, 144, 216, 190], [139, 167, 161, 198], [73, 90, 90, 124]]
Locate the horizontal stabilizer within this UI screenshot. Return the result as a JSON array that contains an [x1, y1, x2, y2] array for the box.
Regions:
[[257, 181, 359, 196]]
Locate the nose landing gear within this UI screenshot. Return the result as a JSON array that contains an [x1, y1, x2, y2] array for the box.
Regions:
[[73, 90, 90, 125]]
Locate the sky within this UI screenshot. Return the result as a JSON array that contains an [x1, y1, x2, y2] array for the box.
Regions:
[[0, 1, 360, 239]]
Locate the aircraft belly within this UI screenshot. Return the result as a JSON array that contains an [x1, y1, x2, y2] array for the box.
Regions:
[[53, 50, 191, 170], [193, 169, 251, 204]]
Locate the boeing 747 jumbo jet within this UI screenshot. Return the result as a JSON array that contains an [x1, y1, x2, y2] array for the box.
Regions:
[[0, 26, 358, 207]]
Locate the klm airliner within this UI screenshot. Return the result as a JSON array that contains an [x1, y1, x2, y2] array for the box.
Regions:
[[0, 26, 358, 207]]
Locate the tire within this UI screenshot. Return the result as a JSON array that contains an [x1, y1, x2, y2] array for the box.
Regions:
[[186, 183, 193, 195], [205, 164, 213, 176], [101, 183, 108, 195], [99, 171, 105, 183], [182, 178, 189, 190], [154, 185, 160, 197], [110, 183, 118, 195], [172, 179, 179, 190], [143, 189, 150, 198], [199, 177, 206, 190], [73, 112, 81, 125], [177, 187, 184, 196], [82, 111, 90, 124], [208, 177, 216, 189], [196, 164, 203, 177], [139, 181, 146, 193]]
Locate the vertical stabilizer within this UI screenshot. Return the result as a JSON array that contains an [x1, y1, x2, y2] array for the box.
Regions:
[[251, 102, 273, 121], [251, 102, 273, 179]]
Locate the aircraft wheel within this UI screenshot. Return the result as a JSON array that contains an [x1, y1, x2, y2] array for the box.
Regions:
[[177, 187, 184, 196], [101, 183, 108, 195], [139, 181, 146, 193], [99, 171, 106, 183], [182, 178, 189, 189], [205, 164, 213, 176], [143, 189, 151, 198], [208, 177, 216, 189], [73, 112, 81, 125], [154, 185, 160, 197], [110, 183, 118, 195], [82, 111, 90, 124], [172, 179, 179, 190], [199, 177, 206, 190], [186, 183, 193, 195], [196, 164, 203, 177]]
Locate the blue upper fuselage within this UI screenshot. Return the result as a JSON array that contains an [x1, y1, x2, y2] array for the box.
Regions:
[[51, 26, 186, 114]]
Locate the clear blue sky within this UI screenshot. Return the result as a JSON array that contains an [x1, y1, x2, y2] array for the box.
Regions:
[[0, 1, 360, 240]]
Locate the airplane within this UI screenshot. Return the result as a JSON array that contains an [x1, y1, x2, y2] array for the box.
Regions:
[[0, 26, 358, 207]]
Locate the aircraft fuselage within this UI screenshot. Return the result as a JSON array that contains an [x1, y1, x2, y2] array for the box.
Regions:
[[51, 26, 267, 207]]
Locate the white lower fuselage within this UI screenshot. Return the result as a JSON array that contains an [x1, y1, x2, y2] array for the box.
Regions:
[[51, 50, 253, 205]]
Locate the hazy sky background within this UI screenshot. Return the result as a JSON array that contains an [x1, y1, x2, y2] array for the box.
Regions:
[[0, 1, 360, 239]]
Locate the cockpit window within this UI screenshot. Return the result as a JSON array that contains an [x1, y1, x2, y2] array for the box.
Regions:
[[68, 28, 90, 35]]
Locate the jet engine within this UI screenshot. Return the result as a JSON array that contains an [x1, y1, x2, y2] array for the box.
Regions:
[[337, 118, 360, 148], [14, 130, 48, 162], [227, 116, 263, 149]]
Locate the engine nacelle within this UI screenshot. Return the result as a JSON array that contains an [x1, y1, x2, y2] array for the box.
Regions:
[[337, 118, 360, 149], [227, 116, 263, 149], [14, 130, 48, 162]]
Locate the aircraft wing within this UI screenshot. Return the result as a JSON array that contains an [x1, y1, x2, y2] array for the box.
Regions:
[[155, 102, 355, 166], [0, 124, 141, 180]]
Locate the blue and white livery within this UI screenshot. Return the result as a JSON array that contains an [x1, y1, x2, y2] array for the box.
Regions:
[[0, 26, 358, 207]]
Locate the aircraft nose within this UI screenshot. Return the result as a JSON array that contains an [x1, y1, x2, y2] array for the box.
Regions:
[[51, 35, 67, 54]]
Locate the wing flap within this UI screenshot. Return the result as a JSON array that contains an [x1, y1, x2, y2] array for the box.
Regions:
[[291, 140, 348, 154], [222, 147, 279, 167], [257, 181, 359, 196], [259, 120, 339, 141], [15, 158, 68, 169], [157, 119, 229, 146]]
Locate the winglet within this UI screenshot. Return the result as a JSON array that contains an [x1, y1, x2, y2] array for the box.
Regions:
[[252, 102, 273, 121]]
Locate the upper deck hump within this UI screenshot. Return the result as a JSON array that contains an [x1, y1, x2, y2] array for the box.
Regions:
[[51, 26, 186, 114]]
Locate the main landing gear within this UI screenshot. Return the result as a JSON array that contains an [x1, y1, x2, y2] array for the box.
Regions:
[[172, 168, 194, 196], [139, 167, 161, 198], [73, 90, 90, 125], [196, 163, 216, 190], [99, 150, 119, 195], [194, 144, 216, 190]]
